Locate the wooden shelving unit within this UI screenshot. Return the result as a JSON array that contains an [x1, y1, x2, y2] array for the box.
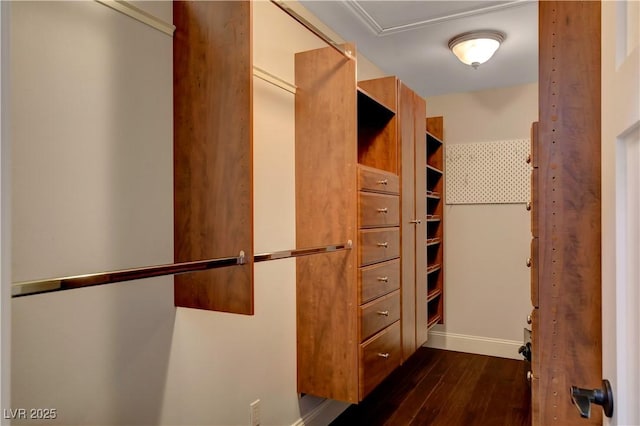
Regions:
[[295, 49, 429, 403], [425, 117, 445, 329]]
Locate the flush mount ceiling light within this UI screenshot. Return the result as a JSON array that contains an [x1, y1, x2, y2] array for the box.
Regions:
[[448, 30, 506, 69]]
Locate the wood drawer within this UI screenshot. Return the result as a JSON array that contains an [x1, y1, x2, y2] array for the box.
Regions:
[[359, 192, 400, 228], [531, 168, 538, 238], [358, 259, 400, 304], [358, 228, 400, 266], [358, 165, 400, 195], [530, 237, 539, 308], [359, 290, 400, 341], [530, 121, 538, 168], [359, 321, 401, 399]]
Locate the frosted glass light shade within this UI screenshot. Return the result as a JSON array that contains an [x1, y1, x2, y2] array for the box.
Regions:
[[448, 31, 505, 69]]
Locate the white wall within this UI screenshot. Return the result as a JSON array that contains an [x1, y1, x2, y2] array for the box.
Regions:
[[9, 2, 384, 425], [425, 82, 538, 359], [1, 1, 10, 422], [10, 2, 174, 425]]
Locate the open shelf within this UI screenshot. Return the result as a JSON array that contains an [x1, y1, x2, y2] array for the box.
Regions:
[[427, 314, 442, 329], [427, 131, 443, 147], [426, 238, 441, 247], [427, 288, 442, 302], [427, 264, 442, 274], [426, 164, 443, 175], [426, 116, 444, 329]]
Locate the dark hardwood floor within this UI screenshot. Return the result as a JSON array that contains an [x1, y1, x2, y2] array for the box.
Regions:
[[330, 348, 531, 426]]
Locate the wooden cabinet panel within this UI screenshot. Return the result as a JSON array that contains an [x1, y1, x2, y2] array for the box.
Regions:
[[359, 259, 400, 304], [297, 67, 425, 402], [358, 165, 400, 194], [531, 121, 539, 168], [531, 168, 539, 238], [173, 1, 253, 313], [359, 193, 400, 228], [295, 44, 359, 403], [536, 2, 602, 424], [359, 321, 402, 399], [360, 290, 401, 341], [359, 228, 400, 266], [530, 238, 539, 308]]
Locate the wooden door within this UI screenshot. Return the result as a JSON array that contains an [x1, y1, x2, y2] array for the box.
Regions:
[[398, 82, 427, 359], [601, 1, 640, 424], [535, 1, 602, 424]]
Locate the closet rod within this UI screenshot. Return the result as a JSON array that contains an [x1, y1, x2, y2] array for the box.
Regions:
[[254, 240, 352, 262], [270, 0, 353, 59], [12, 241, 353, 298], [12, 252, 246, 298]]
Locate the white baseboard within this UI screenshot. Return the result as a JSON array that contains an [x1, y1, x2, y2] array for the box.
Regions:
[[291, 398, 350, 426], [424, 330, 523, 360]]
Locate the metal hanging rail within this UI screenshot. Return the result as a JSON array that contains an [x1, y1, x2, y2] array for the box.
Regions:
[[254, 240, 352, 262], [12, 241, 352, 298], [270, 0, 354, 59], [11, 252, 246, 298]]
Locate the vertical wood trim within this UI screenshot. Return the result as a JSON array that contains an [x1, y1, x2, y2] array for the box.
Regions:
[[295, 44, 358, 403], [358, 76, 398, 113], [173, 1, 254, 313], [537, 2, 602, 424], [426, 116, 443, 140], [412, 90, 429, 348], [399, 82, 417, 360]]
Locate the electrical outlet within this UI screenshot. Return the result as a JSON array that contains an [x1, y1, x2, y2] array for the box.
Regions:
[[250, 399, 260, 426]]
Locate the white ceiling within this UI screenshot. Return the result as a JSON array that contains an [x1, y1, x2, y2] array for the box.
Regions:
[[298, 0, 539, 98]]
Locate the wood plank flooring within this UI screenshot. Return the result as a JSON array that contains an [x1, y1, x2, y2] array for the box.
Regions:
[[330, 348, 531, 426]]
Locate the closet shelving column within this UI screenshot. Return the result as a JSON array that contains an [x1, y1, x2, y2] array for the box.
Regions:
[[426, 117, 444, 328], [355, 83, 402, 399]]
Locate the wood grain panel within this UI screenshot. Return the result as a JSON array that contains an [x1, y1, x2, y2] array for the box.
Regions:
[[359, 193, 400, 228], [531, 167, 539, 237], [173, 1, 253, 313], [531, 308, 540, 425], [359, 77, 398, 113], [360, 290, 401, 341], [359, 228, 400, 267], [297, 252, 356, 402], [358, 80, 398, 173], [531, 121, 539, 169], [531, 237, 539, 308], [358, 165, 400, 194], [426, 116, 444, 140], [295, 44, 358, 403], [359, 259, 401, 304], [536, 2, 602, 424], [413, 90, 428, 347], [399, 82, 417, 360], [359, 321, 402, 399]]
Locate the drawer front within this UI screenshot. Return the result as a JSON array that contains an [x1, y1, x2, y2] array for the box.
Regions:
[[360, 290, 400, 341], [358, 228, 400, 266], [359, 321, 401, 399], [530, 237, 539, 308], [359, 259, 400, 304], [531, 121, 538, 168], [358, 166, 400, 195], [359, 192, 400, 228], [531, 168, 539, 237]]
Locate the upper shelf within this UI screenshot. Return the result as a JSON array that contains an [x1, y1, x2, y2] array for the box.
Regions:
[[427, 165, 443, 175], [427, 131, 444, 147], [357, 87, 395, 126]]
